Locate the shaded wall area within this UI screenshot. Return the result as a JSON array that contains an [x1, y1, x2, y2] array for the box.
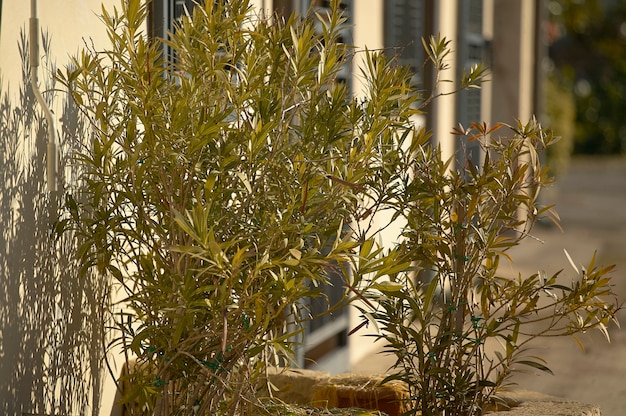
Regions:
[[0, 32, 105, 416]]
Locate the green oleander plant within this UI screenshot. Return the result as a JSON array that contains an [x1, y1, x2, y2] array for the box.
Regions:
[[346, 22, 619, 416], [55, 0, 417, 414], [353, 106, 621, 414], [54, 0, 619, 415]]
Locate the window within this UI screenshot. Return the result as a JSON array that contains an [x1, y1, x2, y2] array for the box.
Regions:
[[149, 0, 203, 63], [457, 0, 484, 126], [302, 260, 349, 368], [457, 0, 485, 167], [273, 0, 295, 18], [304, 0, 352, 85], [384, 0, 425, 79]]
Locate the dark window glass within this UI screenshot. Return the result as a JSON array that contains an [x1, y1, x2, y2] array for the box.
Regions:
[[384, 0, 425, 75], [150, 0, 204, 63], [457, 0, 485, 167]]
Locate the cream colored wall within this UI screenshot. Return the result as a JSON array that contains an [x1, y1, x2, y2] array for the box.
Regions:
[[481, 0, 494, 128], [0, 2, 126, 415], [518, 0, 536, 122], [0, 0, 117, 92], [351, 0, 383, 99], [347, 0, 390, 371], [431, 0, 458, 165], [491, 0, 536, 124]]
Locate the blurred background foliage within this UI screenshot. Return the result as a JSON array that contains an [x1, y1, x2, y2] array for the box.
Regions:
[[546, 0, 626, 155]]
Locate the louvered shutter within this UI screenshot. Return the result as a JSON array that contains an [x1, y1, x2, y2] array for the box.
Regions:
[[384, 0, 425, 79], [457, 0, 485, 167]]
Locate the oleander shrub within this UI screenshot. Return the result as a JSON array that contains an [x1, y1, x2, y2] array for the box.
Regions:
[[56, 0, 419, 414], [55, 1, 619, 415]]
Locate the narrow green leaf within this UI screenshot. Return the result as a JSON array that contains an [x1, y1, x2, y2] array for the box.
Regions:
[[516, 360, 554, 375]]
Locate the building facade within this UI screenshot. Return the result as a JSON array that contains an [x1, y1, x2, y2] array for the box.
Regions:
[[0, 1, 542, 414]]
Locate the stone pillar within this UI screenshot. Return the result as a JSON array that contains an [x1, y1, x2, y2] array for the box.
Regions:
[[430, 0, 459, 165], [491, 0, 536, 124]]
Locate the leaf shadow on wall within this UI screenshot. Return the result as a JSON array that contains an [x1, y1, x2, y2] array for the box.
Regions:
[[0, 30, 106, 416]]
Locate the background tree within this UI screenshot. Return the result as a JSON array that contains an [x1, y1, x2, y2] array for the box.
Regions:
[[547, 0, 626, 154]]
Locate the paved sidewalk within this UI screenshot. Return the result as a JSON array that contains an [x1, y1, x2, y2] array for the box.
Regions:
[[354, 156, 626, 416], [503, 156, 626, 416]]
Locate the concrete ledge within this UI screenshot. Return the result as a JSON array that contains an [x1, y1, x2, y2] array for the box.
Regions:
[[265, 369, 603, 416], [265, 367, 330, 405], [490, 390, 602, 416], [112, 366, 603, 415], [264, 368, 406, 416]]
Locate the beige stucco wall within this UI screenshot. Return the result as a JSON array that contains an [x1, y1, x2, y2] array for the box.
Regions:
[[0, 0, 117, 92], [347, 0, 388, 370], [351, 0, 384, 99], [431, 0, 458, 164], [0, 2, 125, 415], [491, 0, 537, 124]]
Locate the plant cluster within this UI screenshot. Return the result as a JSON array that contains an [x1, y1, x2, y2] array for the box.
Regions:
[[355, 119, 619, 415], [56, 0, 412, 414], [55, 0, 619, 415]]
